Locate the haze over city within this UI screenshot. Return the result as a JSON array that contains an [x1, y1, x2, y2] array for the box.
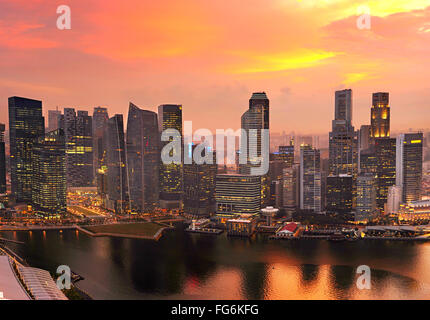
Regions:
[[0, 0, 430, 134]]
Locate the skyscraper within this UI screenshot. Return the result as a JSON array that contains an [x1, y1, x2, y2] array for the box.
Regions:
[[158, 104, 183, 209], [0, 124, 6, 194], [31, 129, 66, 217], [359, 146, 377, 175], [396, 133, 423, 203], [355, 173, 377, 222], [8, 96, 45, 203], [105, 114, 129, 214], [300, 144, 321, 213], [282, 164, 299, 216], [93, 107, 109, 195], [48, 109, 61, 132], [375, 137, 396, 212], [326, 175, 353, 214], [215, 174, 261, 216], [386, 185, 402, 214], [183, 143, 217, 217], [335, 89, 353, 123], [127, 103, 159, 213], [271, 144, 294, 167], [329, 89, 358, 177], [359, 125, 371, 152], [371, 92, 390, 138], [92, 107, 109, 170], [240, 92, 270, 207], [63, 108, 94, 187]]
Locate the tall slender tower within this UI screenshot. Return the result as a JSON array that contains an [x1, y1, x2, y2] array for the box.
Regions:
[[92, 107, 109, 190], [48, 109, 61, 132], [328, 90, 358, 214], [127, 103, 159, 213], [0, 124, 6, 194], [62, 109, 93, 187], [396, 133, 423, 203], [240, 92, 270, 207], [183, 143, 217, 217], [105, 114, 129, 214], [158, 104, 183, 209], [8, 96, 45, 203], [300, 144, 321, 213], [335, 89, 353, 123], [329, 89, 358, 177], [31, 129, 66, 217], [375, 137, 396, 212], [371, 92, 390, 138]]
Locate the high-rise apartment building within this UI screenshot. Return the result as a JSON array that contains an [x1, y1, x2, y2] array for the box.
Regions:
[[8, 96, 45, 203]]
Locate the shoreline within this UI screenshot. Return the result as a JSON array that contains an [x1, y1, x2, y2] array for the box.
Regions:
[[76, 224, 172, 241]]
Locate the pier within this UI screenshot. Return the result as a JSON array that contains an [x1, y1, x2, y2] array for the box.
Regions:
[[186, 227, 223, 235]]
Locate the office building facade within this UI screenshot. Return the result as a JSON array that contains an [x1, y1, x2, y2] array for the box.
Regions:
[[127, 103, 159, 212], [371, 92, 390, 138], [158, 104, 183, 209], [375, 137, 396, 212], [0, 124, 6, 194], [105, 115, 129, 213], [8, 96, 45, 203], [300, 145, 321, 213], [63, 108, 94, 187], [355, 173, 377, 222], [396, 133, 423, 203], [216, 174, 261, 216], [183, 144, 217, 217], [31, 129, 66, 217]]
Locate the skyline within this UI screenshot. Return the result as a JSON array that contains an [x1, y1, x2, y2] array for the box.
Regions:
[[0, 0, 430, 134]]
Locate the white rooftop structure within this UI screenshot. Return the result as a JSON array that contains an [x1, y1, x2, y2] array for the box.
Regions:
[[0, 255, 30, 300], [19, 266, 68, 300], [261, 206, 279, 215]]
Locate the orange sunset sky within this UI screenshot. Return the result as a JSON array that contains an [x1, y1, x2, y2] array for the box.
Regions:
[[0, 0, 429, 135]]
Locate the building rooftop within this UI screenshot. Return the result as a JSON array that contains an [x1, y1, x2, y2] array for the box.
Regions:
[[250, 92, 268, 100], [19, 266, 68, 300], [0, 255, 30, 300]]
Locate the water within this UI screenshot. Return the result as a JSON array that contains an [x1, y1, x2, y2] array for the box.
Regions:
[[2, 225, 430, 300]]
